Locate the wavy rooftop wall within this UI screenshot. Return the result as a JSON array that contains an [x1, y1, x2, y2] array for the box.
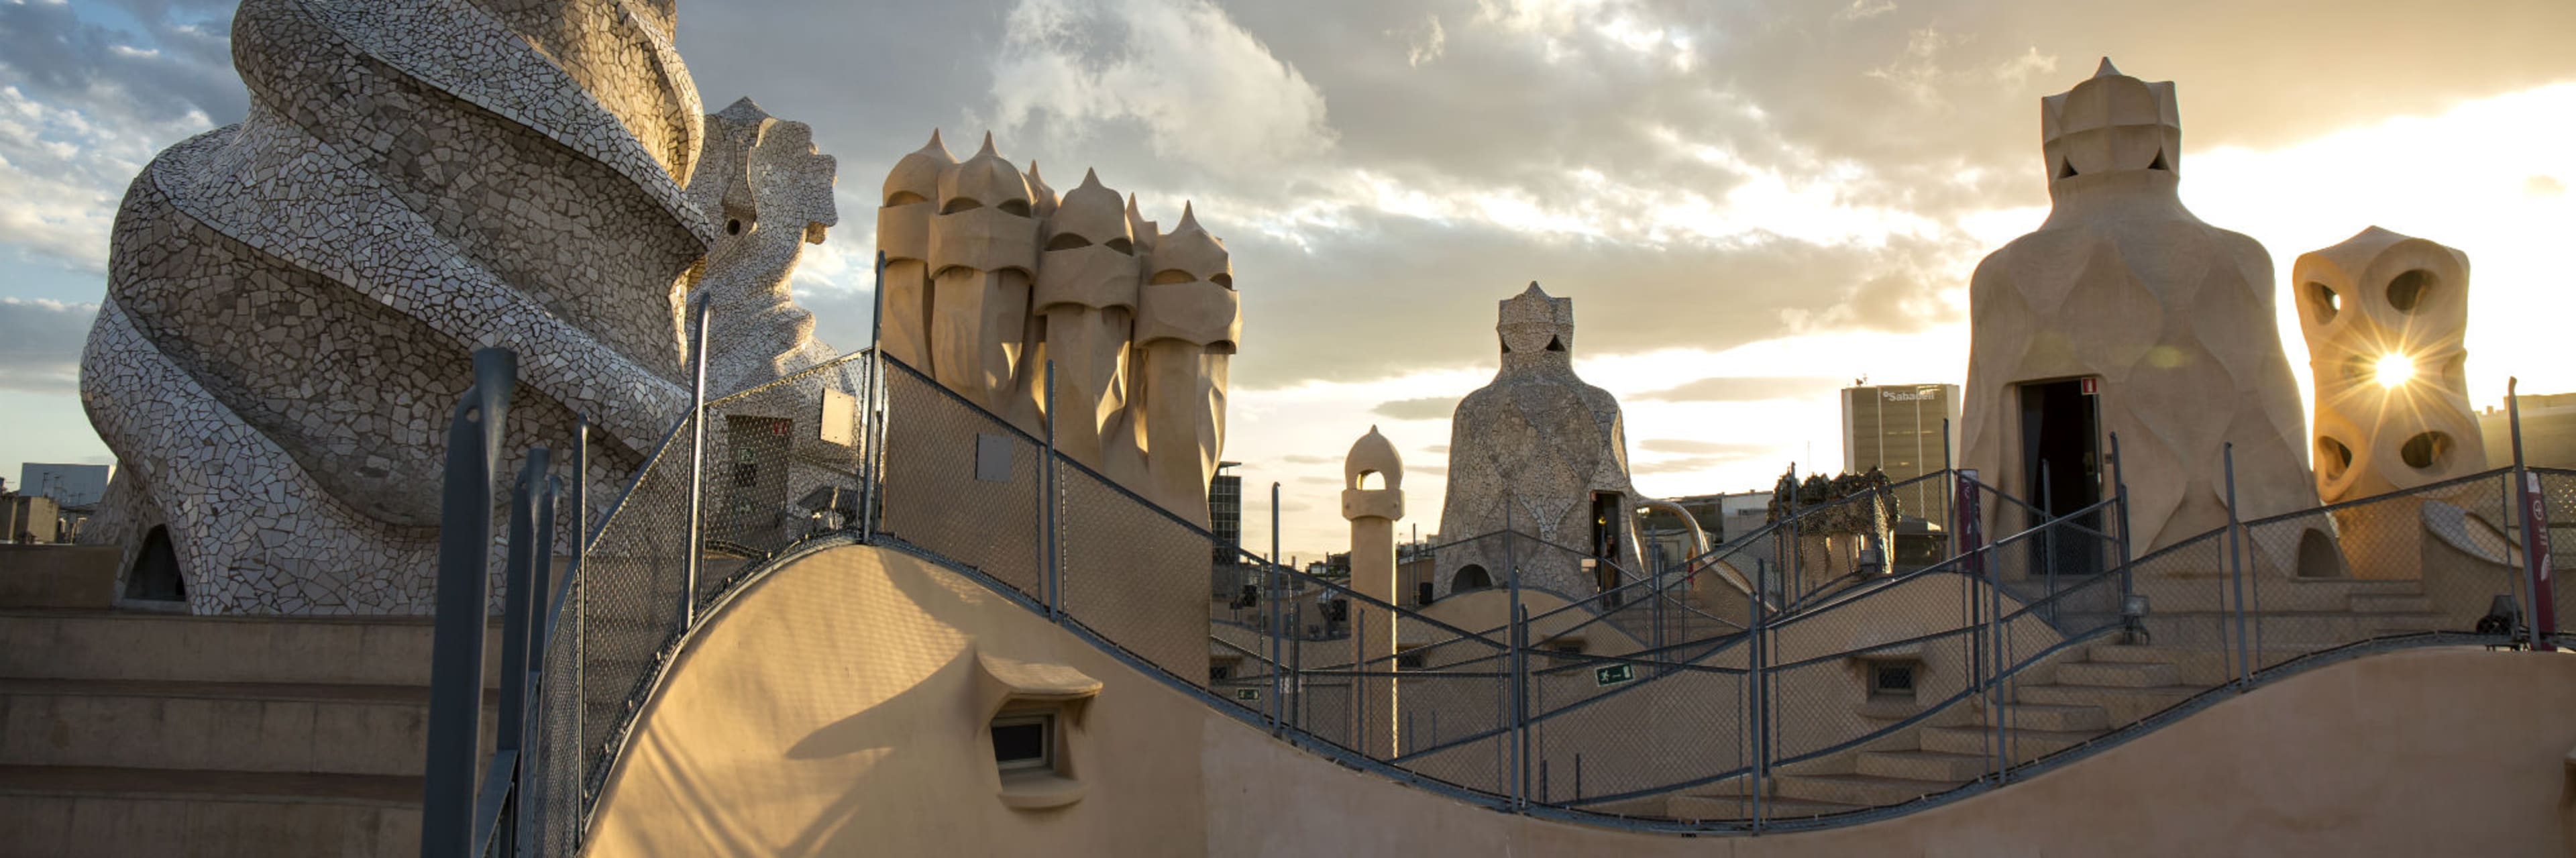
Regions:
[[584, 541, 2576, 857]]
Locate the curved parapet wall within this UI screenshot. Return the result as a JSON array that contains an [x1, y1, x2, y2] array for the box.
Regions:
[[588, 541, 2576, 856], [77, 0, 714, 612]]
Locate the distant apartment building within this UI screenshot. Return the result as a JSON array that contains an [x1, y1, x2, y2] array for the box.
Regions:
[[1841, 383, 1962, 524], [2479, 392, 2576, 470], [16, 463, 113, 509], [1638, 490, 1772, 561], [1209, 470, 1245, 596]]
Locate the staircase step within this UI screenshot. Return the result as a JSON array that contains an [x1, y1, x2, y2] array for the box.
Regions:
[[2125, 579, 2424, 612], [1773, 773, 1960, 807], [1664, 793, 1864, 821], [1922, 725, 2100, 763], [1975, 702, 2108, 732], [2348, 594, 2434, 613], [2015, 684, 2206, 725], [0, 609, 502, 686], [0, 679, 494, 777], [2054, 661, 2178, 688], [2086, 644, 2182, 664], [1856, 749, 1991, 782], [0, 765, 419, 858]]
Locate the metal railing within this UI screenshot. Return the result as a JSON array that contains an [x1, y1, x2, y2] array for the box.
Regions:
[[419, 317, 2559, 851]]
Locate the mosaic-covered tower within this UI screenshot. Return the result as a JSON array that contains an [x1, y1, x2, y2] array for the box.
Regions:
[[78, 0, 724, 613], [1434, 283, 1642, 599], [684, 97, 842, 395], [1960, 60, 2322, 568]]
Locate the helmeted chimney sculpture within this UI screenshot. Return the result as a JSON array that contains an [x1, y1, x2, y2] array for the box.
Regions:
[[1434, 283, 1642, 598], [2294, 227, 2489, 578], [1960, 60, 2322, 568], [875, 133, 1240, 525], [2295, 227, 2484, 502]]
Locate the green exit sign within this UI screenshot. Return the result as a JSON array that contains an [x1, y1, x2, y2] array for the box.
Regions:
[[1595, 663, 1635, 687], [1234, 688, 1262, 702]]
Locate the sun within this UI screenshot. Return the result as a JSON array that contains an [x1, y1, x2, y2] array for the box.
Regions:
[[2374, 353, 2416, 388]]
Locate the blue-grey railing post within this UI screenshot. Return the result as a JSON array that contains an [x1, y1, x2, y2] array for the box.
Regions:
[[421, 347, 513, 858], [569, 415, 587, 834], [2110, 432, 2132, 603], [1270, 482, 1285, 736], [1941, 418, 1954, 557], [530, 472, 559, 649], [1503, 498, 1525, 812], [861, 251, 885, 543], [2039, 460, 2056, 623], [683, 294, 711, 628], [2224, 443, 2249, 686], [1290, 603, 1304, 731], [519, 468, 557, 853], [494, 447, 546, 857], [1649, 538, 1664, 661], [1748, 570, 1764, 831], [1513, 602, 1530, 812], [1042, 360, 1060, 622], [572, 415, 589, 567], [2510, 377, 2558, 649], [1989, 537, 2006, 782]]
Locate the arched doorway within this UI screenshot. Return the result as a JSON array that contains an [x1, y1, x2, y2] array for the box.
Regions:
[[123, 525, 186, 602], [1450, 564, 1492, 592]]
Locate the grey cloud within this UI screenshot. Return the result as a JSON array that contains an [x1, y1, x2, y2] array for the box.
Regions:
[[1371, 395, 1460, 421], [1637, 376, 1843, 403], [1295, 475, 1338, 485], [798, 286, 877, 355], [0, 1, 245, 126], [0, 299, 97, 393], [1281, 453, 1337, 465], [1226, 211, 1964, 384], [1424, 445, 1448, 453], [1633, 451, 1778, 476]]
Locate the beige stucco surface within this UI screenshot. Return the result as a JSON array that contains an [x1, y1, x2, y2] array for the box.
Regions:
[[590, 542, 2576, 857]]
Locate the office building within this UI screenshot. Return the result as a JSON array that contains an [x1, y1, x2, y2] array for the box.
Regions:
[[1841, 383, 1961, 524]]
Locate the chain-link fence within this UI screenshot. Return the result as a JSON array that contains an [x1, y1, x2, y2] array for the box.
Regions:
[[504, 348, 879, 856], [478, 333, 2568, 847]]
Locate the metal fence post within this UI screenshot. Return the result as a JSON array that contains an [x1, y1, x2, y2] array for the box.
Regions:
[[683, 295, 711, 629], [2039, 460, 2057, 622], [1941, 418, 1955, 561], [1271, 482, 1285, 735], [495, 447, 547, 857], [861, 251, 886, 543], [519, 468, 557, 852], [2110, 432, 2133, 602], [420, 348, 513, 858], [1748, 576, 1764, 832], [1503, 500, 1523, 810], [1043, 360, 1061, 622], [1513, 602, 1531, 812], [2224, 443, 2249, 686], [2510, 378, 2559, 649], [1989, 535, 2006, 782], [569, 415, 587, 839]]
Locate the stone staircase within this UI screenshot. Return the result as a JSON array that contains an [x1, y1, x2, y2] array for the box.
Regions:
[[0, 549, 499, 858], [1658, 575, 2455, 822]]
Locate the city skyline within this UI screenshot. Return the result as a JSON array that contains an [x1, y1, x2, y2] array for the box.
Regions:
[[1, 0, 2571, 561]]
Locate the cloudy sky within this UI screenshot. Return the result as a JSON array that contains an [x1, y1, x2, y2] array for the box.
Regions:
[[3, 0, 2573, 561]]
